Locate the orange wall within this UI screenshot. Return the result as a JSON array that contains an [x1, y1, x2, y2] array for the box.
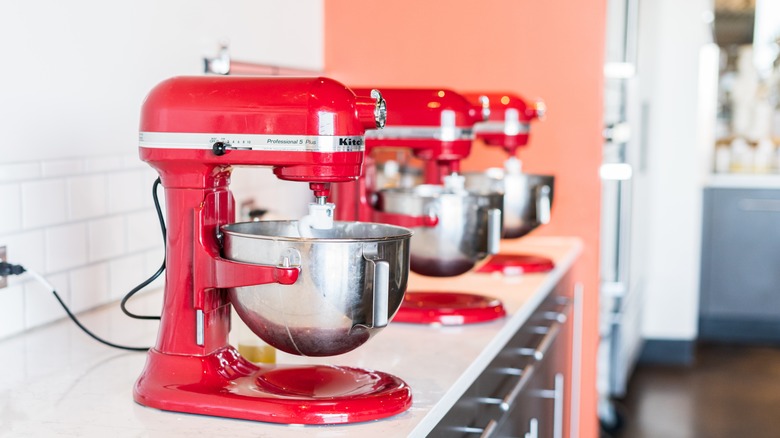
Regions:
[[324, 1, 605, 436]]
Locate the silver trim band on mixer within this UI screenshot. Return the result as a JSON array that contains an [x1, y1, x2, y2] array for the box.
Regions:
[[365, 125, 474, 142], [473, 121, 531, 135], [138, 132, 365, 152]]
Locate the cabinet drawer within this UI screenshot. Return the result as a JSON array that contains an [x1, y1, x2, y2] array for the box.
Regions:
[[430, 290, 571, 438]]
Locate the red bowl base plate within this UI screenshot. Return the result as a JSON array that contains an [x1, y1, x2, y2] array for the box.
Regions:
[[393, 291, 506, 325]]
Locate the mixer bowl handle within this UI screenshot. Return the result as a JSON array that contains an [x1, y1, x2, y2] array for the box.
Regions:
[[536, 185, 552, 225], [370, 259, 390, 328], [487, 208, 502, 255], [351, 254, 390, 330]]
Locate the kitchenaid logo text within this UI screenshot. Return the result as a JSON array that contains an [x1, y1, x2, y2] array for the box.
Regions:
[[339, 138, 363, 146]]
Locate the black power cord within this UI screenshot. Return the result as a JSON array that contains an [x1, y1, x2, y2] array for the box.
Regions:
[[119, 177, 166, 321], [3, 263, 151, 352], [1, 177, 168, 352]]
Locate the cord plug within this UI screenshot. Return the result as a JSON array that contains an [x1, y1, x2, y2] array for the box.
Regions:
[[0, 261, 26, 277]]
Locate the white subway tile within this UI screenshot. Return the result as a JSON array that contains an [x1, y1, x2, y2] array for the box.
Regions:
[[45, 223, 88, 272], [0, 284, 25, 339], [21, 179, 68, 229], [24, 272, 69, 329], [0, 183, 22, 233], [69, 263, 110, 313], [139, 170, 160, 210], [141, 167, 159, 180], [107, 171, 146, 213], [0, 162, 41, 183], [85, 155, 122, 173], [88, 216, 125, 262], [121, 154, 145, 169], [0, 230, 45, 285], [108, 254, 146, 301], [126, 210, 163, 253], [41, 158, 85, 178], [68, 174, 108, 221]]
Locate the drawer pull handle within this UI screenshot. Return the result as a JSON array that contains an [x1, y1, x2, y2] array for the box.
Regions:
[[532, 373, 565, 438], [501, 363, 536, 412], [492, 366, 523, 376], [546, 298, 572, 321], [479, 419, 498, 438], [476, 363, 536, 412], [450, 419, 498, 438], [515, 322, 561, 361], [525, 417, 539, 438], [543, 310, 567, 323], [553, 373, 564, 438]]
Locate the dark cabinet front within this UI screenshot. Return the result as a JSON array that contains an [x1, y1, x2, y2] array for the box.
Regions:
[[700, 187, 780, 342], [430, 285, 572, 438]]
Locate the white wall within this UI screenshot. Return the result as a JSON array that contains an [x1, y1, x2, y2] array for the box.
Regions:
[[0, 0, 323, 339], [1, 0, 323, 163], [637, 0, 712, 340]]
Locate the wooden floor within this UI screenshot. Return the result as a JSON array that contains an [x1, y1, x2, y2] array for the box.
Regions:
[[605, 343, 780, 438]]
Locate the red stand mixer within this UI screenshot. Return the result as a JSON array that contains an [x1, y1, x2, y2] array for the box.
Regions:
[[333, 88, 506, 325], [462, 92, 555, 275], [134, 76, 413, 424]]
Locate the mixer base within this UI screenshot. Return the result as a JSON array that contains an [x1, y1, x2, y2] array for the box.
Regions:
[[134, 346, 412, 424], [476, 253, 555, 275], [394, 291, 506, 325]]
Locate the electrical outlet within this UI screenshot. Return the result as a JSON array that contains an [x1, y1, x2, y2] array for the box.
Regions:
[[0, 246, 7, 289]]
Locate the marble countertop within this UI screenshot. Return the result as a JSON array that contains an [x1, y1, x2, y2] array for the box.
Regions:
[[0, 236, 581, 438]]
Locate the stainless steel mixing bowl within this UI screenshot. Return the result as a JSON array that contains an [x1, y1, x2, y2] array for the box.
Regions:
[[221, 221, 411, 357], [374, 185, 503, 277], [464, 170, 554, 238]]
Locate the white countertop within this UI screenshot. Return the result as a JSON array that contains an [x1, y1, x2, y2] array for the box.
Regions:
[[0, 236, 581, 438], [706, 173, 780, 189]]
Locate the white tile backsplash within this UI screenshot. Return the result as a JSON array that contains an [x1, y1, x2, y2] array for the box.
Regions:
[[69, 263, 110, 313], [88, 216, 126, 262], [0, 162, 41, 182], [25, 272, 69, 329], [85, 155, 123, 173], [121, 154, 145, 169], [108, 171, 147, 214], [126, 210, 162, 253], [0, 153, 178, 340], [108, 254, 146, 302], [68, 174, 108, 221], [0, 183, 21, 234], [41, 158, 85, 178], [0, 285, 25, 339], [21, 179, 68, 229], [46, 223, 88, 272]]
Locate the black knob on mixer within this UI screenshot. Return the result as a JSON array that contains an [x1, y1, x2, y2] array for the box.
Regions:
[[212, 142, 228, 156]]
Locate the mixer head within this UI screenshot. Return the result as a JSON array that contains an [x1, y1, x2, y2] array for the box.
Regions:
[[139, 76, 385, 198], [351, 87, 485, 183], [462, 92, 545, 156]]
